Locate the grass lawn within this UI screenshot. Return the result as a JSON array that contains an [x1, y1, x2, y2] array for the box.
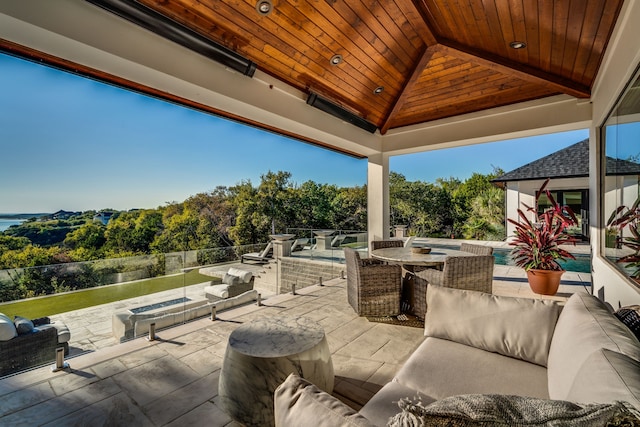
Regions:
[[0, 269, 216, 319]]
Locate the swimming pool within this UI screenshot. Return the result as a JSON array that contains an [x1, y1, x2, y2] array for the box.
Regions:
[[431, 244, 591, 273]]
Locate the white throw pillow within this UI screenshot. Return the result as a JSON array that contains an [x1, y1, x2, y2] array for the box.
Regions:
[[227, 267, 252, 283], [0, 313, 18, 341]]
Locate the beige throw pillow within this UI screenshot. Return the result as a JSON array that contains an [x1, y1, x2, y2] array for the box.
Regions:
[[424, 285, 561, 366], [274, 374, 375, 427]]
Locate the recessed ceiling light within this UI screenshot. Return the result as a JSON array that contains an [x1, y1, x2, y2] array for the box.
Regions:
[[509, 41, 526, 49], [256, 0, 273, 16], [330, 54, 343, 65], [374, 86, 384, 94]]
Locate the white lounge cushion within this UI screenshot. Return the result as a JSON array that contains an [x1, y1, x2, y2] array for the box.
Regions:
[[547, 293, 640, 400], [567, 348, 640, 409], [204, 284, 230, 299], [274, 374, 375, 427], [424, 285, 561, 366], [227, 267, 252, 283], [0, 312, 17, 341]]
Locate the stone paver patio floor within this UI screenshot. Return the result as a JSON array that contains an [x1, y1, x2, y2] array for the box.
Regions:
[[0, 265, 590, 426]]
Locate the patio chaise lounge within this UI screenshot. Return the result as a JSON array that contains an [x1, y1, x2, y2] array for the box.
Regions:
[[290, 238, 309, 252], [204, 267, 254, 302], [241, 242, 273, 264], [275, 286, 640, 425]]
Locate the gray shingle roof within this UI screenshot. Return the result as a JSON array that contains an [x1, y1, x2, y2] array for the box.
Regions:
[[493, 139, 640, 183]]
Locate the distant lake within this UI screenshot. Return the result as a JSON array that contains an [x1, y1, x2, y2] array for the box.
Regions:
[[0, 219, 25, 232]]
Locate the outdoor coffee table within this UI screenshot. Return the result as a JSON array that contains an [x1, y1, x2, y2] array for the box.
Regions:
[[218, 316, 334, 427]]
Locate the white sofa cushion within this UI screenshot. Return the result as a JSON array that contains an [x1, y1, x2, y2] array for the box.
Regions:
[[547, 293, 640, 400], [395, 337, 549, 400], [204, 284, 229, 299], [424, 285, 561, 366], [227, 267, 252, 283], [360, 381, 435, 424], [274, 373, 375, 427], [567, 348, 640, 409], [0, 312, 17, 341]]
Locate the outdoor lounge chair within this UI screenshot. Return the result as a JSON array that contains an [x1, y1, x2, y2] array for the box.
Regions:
[[290, 238, 309, 252], [330, 234, 346, 247], [241, 242, 273, 264], [370, 239, 404, 250], [410, 254, 495, 320], [344, 247, 402, 317], [204, 267, 254, 301], [460, 242, 494, 255]]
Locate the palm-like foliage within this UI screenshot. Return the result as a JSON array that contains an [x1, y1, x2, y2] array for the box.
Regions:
[[508, 179, 578, 271], [606, 197, 640, 278]]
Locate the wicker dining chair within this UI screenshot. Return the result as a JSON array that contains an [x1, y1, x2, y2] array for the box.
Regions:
[[370, 239, 404, 250], [460, 242, 494, 255], [411, 255, 495, 320], [344, 247, 402, 317]]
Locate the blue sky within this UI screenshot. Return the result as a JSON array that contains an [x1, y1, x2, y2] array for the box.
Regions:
[[0, 53, 588, 213]]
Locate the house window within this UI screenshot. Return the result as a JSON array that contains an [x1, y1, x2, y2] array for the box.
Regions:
[[602, 65, 640, 285]]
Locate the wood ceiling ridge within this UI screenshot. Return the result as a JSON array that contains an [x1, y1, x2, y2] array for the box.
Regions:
[[380, 44, 436, 134]]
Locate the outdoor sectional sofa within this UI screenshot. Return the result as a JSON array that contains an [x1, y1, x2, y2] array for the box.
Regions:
[[0, 314, 70, 377], [275, 285, 640, 426]]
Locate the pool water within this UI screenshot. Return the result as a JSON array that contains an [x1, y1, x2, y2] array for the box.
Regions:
[[432, 245, 591, 273]]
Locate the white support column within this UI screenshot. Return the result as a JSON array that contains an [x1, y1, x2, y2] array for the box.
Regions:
[[367, 153, 390, 246]]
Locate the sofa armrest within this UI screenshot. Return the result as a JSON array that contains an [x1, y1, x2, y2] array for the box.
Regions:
[[274, 374, 376, 427]]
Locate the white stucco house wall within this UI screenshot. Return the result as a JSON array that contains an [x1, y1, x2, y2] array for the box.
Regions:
[[494, 139, 640, 241]]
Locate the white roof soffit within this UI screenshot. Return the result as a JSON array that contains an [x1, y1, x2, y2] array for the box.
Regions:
[[0, 0, 381, 158], [382, 95, 592, 157]]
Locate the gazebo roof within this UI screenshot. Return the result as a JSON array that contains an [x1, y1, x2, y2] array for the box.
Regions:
[[493, 139, 640, 183]]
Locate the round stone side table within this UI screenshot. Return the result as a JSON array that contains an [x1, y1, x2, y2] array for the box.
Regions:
[[218, 316, 334, 427]]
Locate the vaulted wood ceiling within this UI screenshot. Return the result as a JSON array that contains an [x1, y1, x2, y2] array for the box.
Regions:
[[100, 0, 624, 134]]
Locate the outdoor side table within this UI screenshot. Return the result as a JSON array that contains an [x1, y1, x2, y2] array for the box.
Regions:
[[218, 316, 334, 427]]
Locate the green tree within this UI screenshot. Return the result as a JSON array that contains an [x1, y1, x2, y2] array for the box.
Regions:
[[256, 171, 294, 234], [391, 172, 453, 237], [228, 180, 261, 245], [64, 222, 106, 252], [462, 186, 505, 240], [330, 185, 367, 230], [0, 235, 30, 254], [104, 209, 163, 255]]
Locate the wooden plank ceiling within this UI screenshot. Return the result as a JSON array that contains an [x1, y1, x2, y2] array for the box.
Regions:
[[130, 0, 622, 134]]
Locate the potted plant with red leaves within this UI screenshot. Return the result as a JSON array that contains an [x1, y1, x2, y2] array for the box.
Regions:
[[508, 178, 579, 295], [606, 197, 640, 280]]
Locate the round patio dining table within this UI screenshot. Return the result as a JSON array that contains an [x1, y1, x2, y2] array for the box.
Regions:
[[370, 246, 473, 269]]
